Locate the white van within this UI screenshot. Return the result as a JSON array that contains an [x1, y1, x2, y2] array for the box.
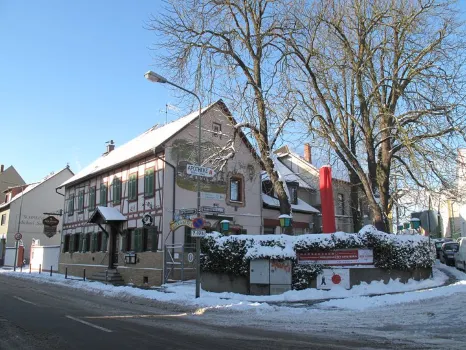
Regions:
[[454, 237, 466, 271]]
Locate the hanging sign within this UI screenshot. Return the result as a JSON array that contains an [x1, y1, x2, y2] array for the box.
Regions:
[[170, 219, 194, 231]]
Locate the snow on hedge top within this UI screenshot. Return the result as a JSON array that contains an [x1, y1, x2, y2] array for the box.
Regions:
[[205, 225, 431, 261]]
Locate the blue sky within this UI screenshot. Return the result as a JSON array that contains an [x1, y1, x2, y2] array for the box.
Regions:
[[0, 0, 189, 183]]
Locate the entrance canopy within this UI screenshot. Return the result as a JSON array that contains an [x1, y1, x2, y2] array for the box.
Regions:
[[88, 206, 127, 225]]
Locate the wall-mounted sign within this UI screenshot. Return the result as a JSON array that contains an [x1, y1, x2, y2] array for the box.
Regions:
[[170, 219, 194, 231], [191, 229, 206, 238], [186, 164, 215, 178], [179, 208, 197, 216], [201, 206, 225, 214], [317, 269, 350, 290], [201, 192, 226, 200], [142, 214, 153, 227], [298, 249, 373, 266]]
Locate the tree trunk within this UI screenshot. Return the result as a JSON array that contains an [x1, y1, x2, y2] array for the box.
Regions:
[[349, 172, 362, 232]]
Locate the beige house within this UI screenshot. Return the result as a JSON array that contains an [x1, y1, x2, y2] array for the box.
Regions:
[[0, 167, 73, 264], [262, 144, 356, 234], [58, 100, 262, 286]]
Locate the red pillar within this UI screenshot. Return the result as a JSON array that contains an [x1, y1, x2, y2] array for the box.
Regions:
[[17, 246, 24, 267], [320, 166, 336, 233]]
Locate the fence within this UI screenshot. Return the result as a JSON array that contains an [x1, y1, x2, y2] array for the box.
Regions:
[[30, 245, 60, 272]]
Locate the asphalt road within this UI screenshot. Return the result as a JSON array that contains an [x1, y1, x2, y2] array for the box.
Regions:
[[0, 274, 419, 350]]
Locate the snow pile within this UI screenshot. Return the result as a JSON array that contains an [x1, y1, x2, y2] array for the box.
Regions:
[[201, 225, 435, 289]]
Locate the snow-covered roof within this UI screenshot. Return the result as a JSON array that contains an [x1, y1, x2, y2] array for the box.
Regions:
[[262, 193, 320, 214], [61, 101, 223, 188], [88, 206, 127, 223], [0, 167, 72, 210], [262, 157, 313, 189]]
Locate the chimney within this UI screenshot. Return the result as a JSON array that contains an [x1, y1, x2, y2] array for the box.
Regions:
[[0, 164, 3, 173], [304, 143, 312, 163], [105, 140, 115, 155]]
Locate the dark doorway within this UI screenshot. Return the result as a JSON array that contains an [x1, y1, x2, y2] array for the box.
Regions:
[[108, 226, 119, 269]]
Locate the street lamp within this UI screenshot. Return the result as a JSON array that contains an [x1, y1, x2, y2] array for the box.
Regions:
[[145, 71, 203, 298], [279, 214, 292, 234], [220, 220, 230, 233]]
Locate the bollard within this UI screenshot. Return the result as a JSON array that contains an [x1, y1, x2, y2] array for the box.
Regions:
[[65, 267, 68, 279], [39, 264, 42, 274], [105, 269, 108, 285], [83, 268, 86, 281], [20, 265, 22, 272], [29, 264, 31, 274], [50, 265, 52, 277]]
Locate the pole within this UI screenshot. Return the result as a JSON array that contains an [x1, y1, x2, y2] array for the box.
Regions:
[[164, 80, 202, 298], [428, 195, 433, 278], [13, 186, 25, 271]]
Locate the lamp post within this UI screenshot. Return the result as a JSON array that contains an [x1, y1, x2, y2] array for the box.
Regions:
[[145, 71, 203, 298], [279, 214, 292, 234], [220, 220, 230, 234]]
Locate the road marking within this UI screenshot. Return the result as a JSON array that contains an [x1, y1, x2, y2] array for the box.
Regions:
[[66, 315, 113, 333], [84, 313, 187, 320], [13, 296, 38, 306]]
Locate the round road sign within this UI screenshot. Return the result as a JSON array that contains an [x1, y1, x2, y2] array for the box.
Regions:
[[14, 232, 22, 241], [188, 253, 194, 263], [192, 217, 205, 229]]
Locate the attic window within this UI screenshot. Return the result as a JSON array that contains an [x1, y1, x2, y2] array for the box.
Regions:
[[288, 183, 298, 205], [212, 122, 222, 139], [262, 180, 274, 196]]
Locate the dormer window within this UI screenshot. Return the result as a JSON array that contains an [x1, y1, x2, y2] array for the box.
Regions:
[[4, 193, 10, 203], [288, 182, 298, 205]]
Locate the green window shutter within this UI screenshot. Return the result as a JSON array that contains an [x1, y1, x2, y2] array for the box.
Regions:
[[129, 174, 137, 200], [69, 235, 74, 252], [149, 227, 159, 251], [100, 184, 107, 206], [89, 188, 95, 211], [145, 169, 154, 196], [90, 233, 94, 252], [78, 233, 83, 252], [149, 171, 154, 194]]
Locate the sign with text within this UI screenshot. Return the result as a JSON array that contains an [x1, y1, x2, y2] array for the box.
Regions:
[[191, 229, 206, 238], [42, 216, 59, 227], [200, 206, 225, 214], [170, 219, 194, 231], [298, 249, 373, 266], [186, 164, 215, 178]]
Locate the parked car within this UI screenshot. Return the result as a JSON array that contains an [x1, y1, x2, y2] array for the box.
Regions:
[[440, 242, 459, 266], [454, 237, 466, 271]]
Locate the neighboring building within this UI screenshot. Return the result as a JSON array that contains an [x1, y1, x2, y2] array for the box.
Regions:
[[262, 144, 359, 234], [0, 167, 74, 264], [58, 100, 262, 286], [0, 164, 25, 194]]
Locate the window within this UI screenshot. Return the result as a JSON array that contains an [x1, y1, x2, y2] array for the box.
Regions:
[[100, 183, 107, 206], [212, 122, 222, 138], [4, 193, 9, 203], [69, 233, 80, 252], [67, 194, 74, 216], [144, 168, 155, 197], [1, 214, 6, 226], [337, 193, 345, 215], [78, 190, 84, 212], [128, 173, 138, 201], [92, 232, 103, 252], [263, 227, 275, 234], [146, 227, 159, 251], [100, 232, 108, 252], [112, 177, 122, 204], [88, 187, 96, 211], [122, 229, 134, 252], [229, 176, 243, 202], [288, 185, 298, 205], [80, 233, 90, 252], [63, 235, 70, 253]]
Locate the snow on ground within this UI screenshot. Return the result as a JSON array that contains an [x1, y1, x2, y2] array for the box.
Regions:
[[0, 264, 456, 312]]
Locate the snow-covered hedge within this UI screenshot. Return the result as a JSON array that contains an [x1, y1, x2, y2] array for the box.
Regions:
[[200, 225, 435, 290]]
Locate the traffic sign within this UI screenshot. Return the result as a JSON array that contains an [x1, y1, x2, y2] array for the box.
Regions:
[[14, 233, 22, 241], [191, 229, 206, 238], [186, 164, 215, 178], [192, 217, 205, 229]]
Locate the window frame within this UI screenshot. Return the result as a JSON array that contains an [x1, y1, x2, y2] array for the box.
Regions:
[[227, 174, 245, 206], [128, 172, 138, 201], [337, 193, 345, 215], [212, 122, 222, 139]]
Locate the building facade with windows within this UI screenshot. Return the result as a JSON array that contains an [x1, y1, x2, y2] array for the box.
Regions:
[[261, 144, 357, 234], [58, 100, 262, 286], [0, 167, 73, 265]]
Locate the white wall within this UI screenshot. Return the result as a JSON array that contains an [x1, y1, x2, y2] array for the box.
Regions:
[[30, 245, 60, 271]]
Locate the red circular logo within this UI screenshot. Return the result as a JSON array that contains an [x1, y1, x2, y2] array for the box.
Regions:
[[331, 274, 342, 284]]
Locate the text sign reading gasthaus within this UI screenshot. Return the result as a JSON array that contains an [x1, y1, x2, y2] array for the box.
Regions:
[[186, 164, 215, 178], [298, 249, 373, 266], [191, 229, 206, 238]]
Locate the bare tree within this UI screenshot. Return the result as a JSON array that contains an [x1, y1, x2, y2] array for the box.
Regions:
[[282, 0, 466, 231], [148, 0, 297, 214]]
